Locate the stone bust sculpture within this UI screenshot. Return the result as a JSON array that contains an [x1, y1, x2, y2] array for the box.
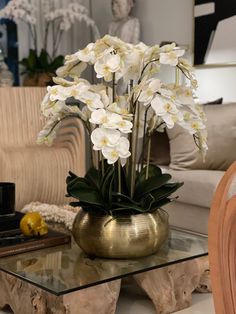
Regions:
[[108, 0, 140, 44]]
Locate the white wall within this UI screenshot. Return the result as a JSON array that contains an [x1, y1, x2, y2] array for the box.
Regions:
[[92, 0, 236, 102]]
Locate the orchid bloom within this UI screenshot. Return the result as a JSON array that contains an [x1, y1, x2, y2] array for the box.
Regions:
[[138, 78, 162, 106], [37, 34, 207, 169], [91, 128, 121, 150], [160, 49, 185, 66], [102, 137, 131, 165]]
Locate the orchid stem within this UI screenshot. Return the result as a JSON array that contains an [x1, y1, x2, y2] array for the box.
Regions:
[[118, 159, 121, 194], [112, 73, 116, 102], [145, 136, 151, 180], [130, 103, 140, 198], [101, 154, 105, 177], [175, 67, 180, 86]]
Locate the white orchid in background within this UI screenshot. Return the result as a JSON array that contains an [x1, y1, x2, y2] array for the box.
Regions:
[[0, 0, 100, 81], [38, 35, 207, 215]]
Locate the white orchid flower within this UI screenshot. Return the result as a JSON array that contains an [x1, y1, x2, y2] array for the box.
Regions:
[[47, 85, 71, 101], [68, 83, 90, 100], [151, 95, 181, 128], [91, 128, 121, 150], [42, 99, 67, 117], [37, 118, 59, 146], [80, 91, 104, 111], [116, 119, 133, 133], [56, 62, 87, 78], [89, 109, 110, 125], [138, 78, 161, 106], [147, 115, 165, 135], [89, 109, 132, 133], [81, 106, 91, 121], [107, 103, 133, 121], [52, 77, 76, 87], [41, 93, 54, 116], [123, 47, 144, 82], [160, 43, 176, 53], [37, 128, 57, 146], [103, 112, 122, 129], [64, 52, 81, 66], [160, 49, 185, 67], [180, 119, 206, 135], [102, 137, 131, 165], [77, 43, 95, 63], [94, 52, 121, 82], [94, 35, 130, 59], [88, 85, 111, 108], [175, 86, 195, 105], [144, 45, 160, 62], [99, 90, 110, 108]]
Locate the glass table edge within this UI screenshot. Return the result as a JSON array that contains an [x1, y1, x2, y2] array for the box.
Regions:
[[0, 227, 208, 296], [0, 252, 208, 296]]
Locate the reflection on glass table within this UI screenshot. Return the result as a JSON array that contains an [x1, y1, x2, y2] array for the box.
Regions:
[[0, 228, 208, 296]]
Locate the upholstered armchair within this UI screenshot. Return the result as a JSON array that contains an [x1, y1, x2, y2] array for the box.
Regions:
[[0, 87, 85, 210]]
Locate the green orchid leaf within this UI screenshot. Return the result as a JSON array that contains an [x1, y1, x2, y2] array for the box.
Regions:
[[39, 49, 50, 70], [150, 182, 184, 202], [66, 173, 106, 207], [101, 166, 114, 207], [120, 165, 130, 195], [134, 173, 172, 201], [150, 197, 172, 210], [19, 58, 29, 67], [70, 202, 109, 215], [66, 171, 78, 184], [66, 175, 92, 190], [136, 165, 162, 185], [140, 193, 155, 212], [100, 165, 113, 187], [69, 201, 81, 207], [112, 192, 140, 206], [110, 207, 137, 215], [49, 55, 64, 72], [112, 202, 145, 213], [67, 186, 105, 207], [28, 49, 38, 71], [85, 167, 101, 190]]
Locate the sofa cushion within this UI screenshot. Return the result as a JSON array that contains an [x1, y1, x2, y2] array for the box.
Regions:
[[167, 169, 225, 208], [167, 103, 236, 170], [164, 201, 209, 234]]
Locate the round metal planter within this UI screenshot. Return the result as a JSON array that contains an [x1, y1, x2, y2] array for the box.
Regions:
[[72, 208, 169, 259]]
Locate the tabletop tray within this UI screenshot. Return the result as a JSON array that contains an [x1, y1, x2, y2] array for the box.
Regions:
[[0, 229, 71, 258]]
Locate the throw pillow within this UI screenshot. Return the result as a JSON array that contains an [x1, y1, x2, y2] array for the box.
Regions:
[[149, 130, 170, 166], [167, 103, 236, 171]]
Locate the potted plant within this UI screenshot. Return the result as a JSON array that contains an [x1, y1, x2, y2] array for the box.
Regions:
[[0, 0, 100, 86], [37, 35, 207, 259]]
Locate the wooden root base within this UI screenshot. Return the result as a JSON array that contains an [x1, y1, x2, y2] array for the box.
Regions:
[[0, 272, 121, 314], [133, 256, 211, 314], [0, 256, 211, 314]]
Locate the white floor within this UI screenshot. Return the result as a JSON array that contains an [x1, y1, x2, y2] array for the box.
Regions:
[[0, 289, 215, 314]]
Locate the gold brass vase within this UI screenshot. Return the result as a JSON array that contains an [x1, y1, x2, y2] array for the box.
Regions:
[[72, 208, 169, 259]]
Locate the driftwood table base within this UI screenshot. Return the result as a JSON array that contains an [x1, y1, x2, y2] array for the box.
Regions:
[[0, 256, 210, 314], [0, 272, 121, 314], [133, 256, 211, 314]]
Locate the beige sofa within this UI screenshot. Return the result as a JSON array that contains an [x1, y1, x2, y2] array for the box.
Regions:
[[150, 103, 236, 235]]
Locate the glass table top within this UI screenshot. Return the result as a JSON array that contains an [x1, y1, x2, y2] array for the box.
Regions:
[[0, 228, 208, 296]]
